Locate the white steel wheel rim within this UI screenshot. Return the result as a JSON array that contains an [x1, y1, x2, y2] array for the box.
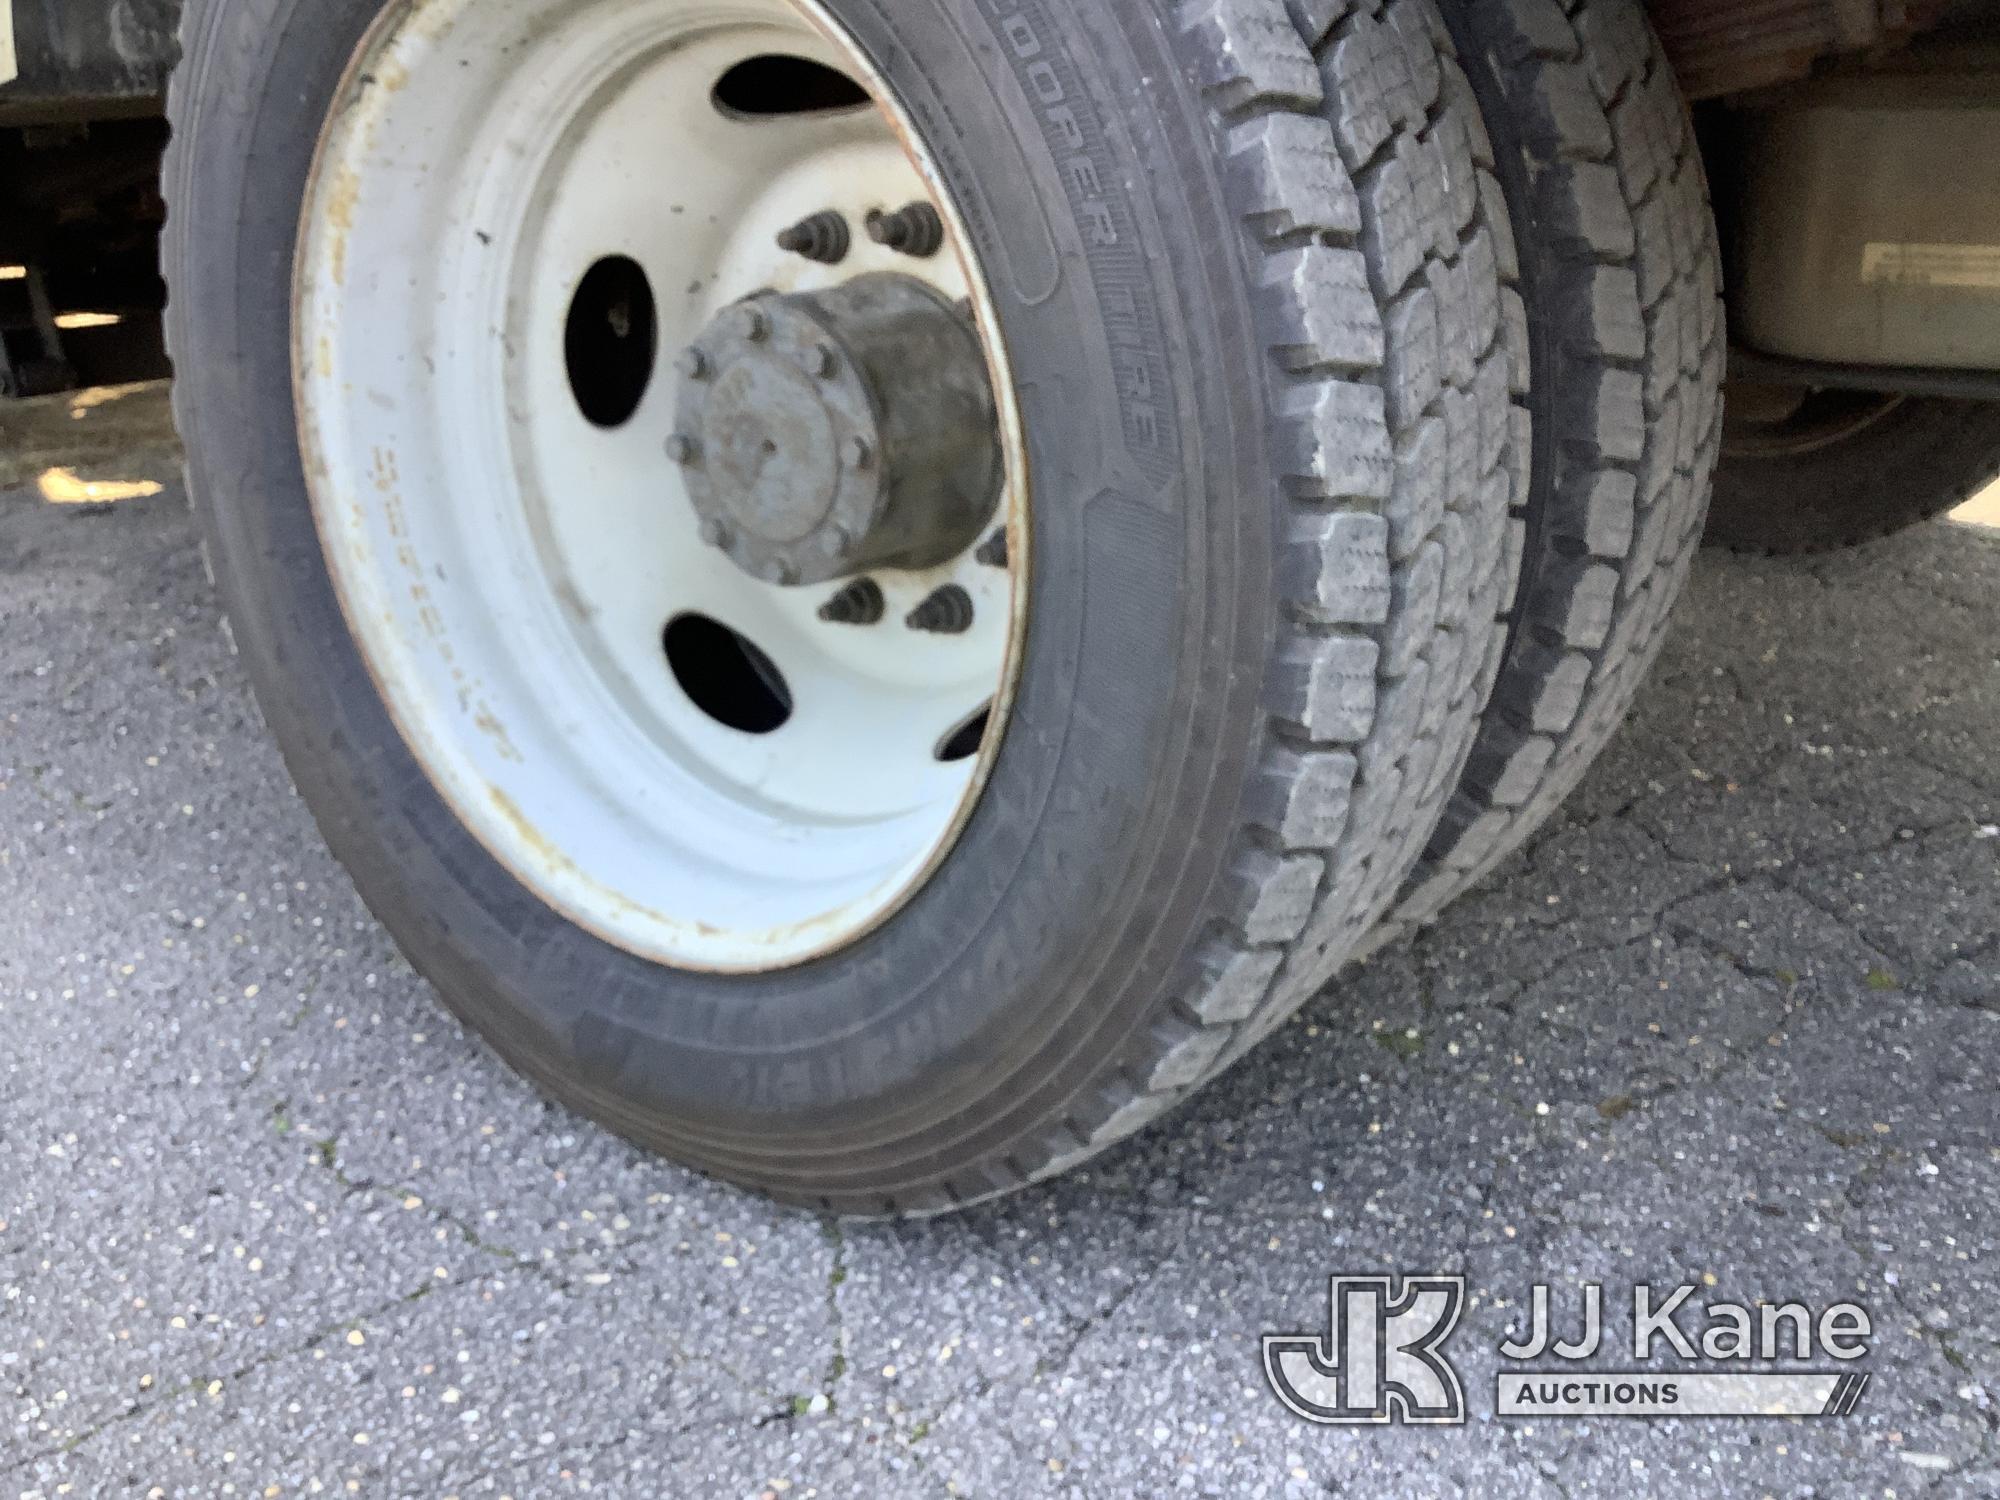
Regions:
[[295, 0, 1027, 971]]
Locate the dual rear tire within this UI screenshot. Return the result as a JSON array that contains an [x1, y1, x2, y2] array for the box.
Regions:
[[1707, 394, 2000, 555], [164, 0, 1723, 1211]]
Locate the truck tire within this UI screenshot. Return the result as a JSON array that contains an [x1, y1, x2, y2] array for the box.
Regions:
[[162, 0, 1522, 1212], [1706, 394, 2000, 555], [1364, 0, 1726, 948]]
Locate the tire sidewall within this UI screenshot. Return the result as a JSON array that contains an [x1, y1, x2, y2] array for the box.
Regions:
[[169, 0, 1275, 1165]]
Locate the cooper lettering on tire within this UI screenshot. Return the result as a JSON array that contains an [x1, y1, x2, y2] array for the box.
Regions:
[[165, 0, 1524, 1212]]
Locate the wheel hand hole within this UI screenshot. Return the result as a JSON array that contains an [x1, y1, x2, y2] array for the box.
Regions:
[[713, 55, 869, 118], [936, 703, 991, 764], [665, 614, 793, 736], [566, 256, 656, 429]]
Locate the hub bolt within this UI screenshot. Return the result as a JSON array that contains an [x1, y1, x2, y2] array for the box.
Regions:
[[907, 584, 974, 635], [777, 210, 852, 265], [867, 202, 946, 259], [818, 578, 886, 626], [976, 530, 1009, 569]]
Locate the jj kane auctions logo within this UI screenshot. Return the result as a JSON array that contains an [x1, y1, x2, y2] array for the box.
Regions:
[[1265, 1276, 1873, 1424]]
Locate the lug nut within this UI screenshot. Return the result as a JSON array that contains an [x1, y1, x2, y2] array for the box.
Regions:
[[777, 210, 852, 265], [907, 584, 974, 635], [699, 517, 732, 549], [866, 202, 946, 258], [841, 436, 874, 472], [757, 558, 799, 587], [667, 433, 701, 466], [975, 530, 1009, 569], [818, 578, 886, 626], [803, 343, 841, 380], [678, 347, 711, 382], [733, 304, 771, 343]]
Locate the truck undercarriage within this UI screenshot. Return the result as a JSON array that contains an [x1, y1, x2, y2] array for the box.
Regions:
[[9, 0, 1997, 406]]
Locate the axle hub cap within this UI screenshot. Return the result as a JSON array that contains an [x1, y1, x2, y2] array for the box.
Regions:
[[675, 273, 1001, 586]]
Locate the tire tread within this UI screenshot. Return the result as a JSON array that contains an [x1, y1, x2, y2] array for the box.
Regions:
[[1038, 0, 1527, 1177], [1367, 0, 1725, 947]]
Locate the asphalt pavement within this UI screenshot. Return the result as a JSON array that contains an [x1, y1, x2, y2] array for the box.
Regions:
[[3, 384, 1997, 1498]]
